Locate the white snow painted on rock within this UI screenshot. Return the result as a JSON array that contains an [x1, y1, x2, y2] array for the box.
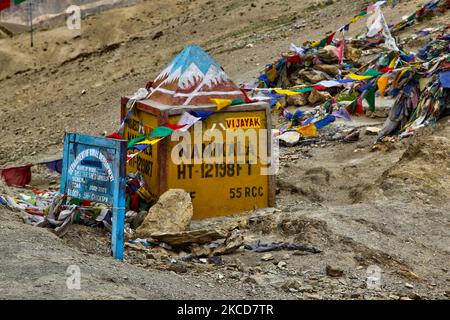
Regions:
[[156, 63, 230, 90]]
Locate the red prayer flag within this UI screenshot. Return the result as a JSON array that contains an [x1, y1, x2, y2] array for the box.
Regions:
[[416, 8, 425, 18], [240, 88, 256, 104], [0, 164, 32, 187], [326, 32, 336, 46], [0, 0, 11, 11], [378, 67, 393, 73], [337, 39, 345, 64], [356, 97, 364, 115], [312, 85, 328, 91], [106, 132, 124, 140], [163, 123, 187, 130], [287, 55, 302, 64]]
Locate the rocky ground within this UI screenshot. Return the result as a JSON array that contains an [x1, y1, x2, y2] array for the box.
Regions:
[[0, 0, 449, 300]]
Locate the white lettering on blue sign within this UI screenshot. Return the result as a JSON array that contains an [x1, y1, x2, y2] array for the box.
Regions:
[[68, 149, 115, 181]]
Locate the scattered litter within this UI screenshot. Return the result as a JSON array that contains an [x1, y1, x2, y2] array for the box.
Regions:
[[244, 241, 321, 254]]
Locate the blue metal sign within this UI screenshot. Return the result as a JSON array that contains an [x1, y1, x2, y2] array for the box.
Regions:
[[60, 133, 127, 260]]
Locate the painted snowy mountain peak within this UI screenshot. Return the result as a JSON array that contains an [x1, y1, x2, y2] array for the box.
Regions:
[[148, 44, 244, 107], [154, 45, 230, 89]]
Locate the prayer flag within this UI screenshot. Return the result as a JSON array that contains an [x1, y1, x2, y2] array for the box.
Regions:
[[0, 0, 10, 11], [190, 110, 214, 121], [326, 32, 336, 46], [0, 165, 32, 187], [42, 159, 63, 174], [365, 86, 377, 112], [377, 76, 389, 97], [177, 112, 201, 132], [296, 123, 318, 137], [150, 126, 174, 138], [135, 137, 164, 146], [347, 74, 374, 81], [163, 123, 187, 130]]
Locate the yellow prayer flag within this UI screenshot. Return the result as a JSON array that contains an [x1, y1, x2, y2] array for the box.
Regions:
[[388, 56, 398, 69], [311, 40, 321, 47], [296, 123, 318, 138], [377, 76, 389, 97], [419, 77, 432, 91], [211, 98, 233, 110], [275, 89, 300, 96], [135, 138, 163, 145], [346, 73, 374, 81], [393, 67, 410, 87], [349, 16, 363, 23], [266, 66, 277, 82]]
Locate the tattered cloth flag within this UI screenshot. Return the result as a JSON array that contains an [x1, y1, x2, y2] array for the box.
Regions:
[[0, 164, 32, 187], [0, 0, 10, 11], [127, 135, 147, 149], [312, 36, 328, 49], [128, 144, 150, 153], [190, 110, 214, 121], [211, 98, 245, 110], [349, 10, 368, 23], [326, 32, 336, 46], [127, 137, 163, 162], [332, 107, 352, 121], [365, 85, 377, 112], [150, 126, 174, 138], [128, 137, 163, 150], [439, 71, 450, 88], [0, 1, 29, 12], [105, 132, 124, 140], [313, 115, 336, 129], [177, 112, 201, 132], [135, 137, 164, 146], [296, 123, 318, 137], [126, 153, 140, 163], [126, 138, 163, 162], [336, 39, 345, 64], [162, 123, 187, 130], [42, 159, 63, 174]]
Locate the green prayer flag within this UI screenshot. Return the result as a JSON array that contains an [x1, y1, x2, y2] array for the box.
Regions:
[[231, 98, 245, 106], [363, 68, 384, 78], [356, 10, 367, 17], [150, 126, 174, 138], [365, 86, 377, 112], [127, 135, 147, 149], [294, 87, 313, 93], [407, 12, 416, 22], [317, 37, 328, 48]]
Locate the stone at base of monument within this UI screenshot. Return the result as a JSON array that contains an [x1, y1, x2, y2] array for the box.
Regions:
[[136, 189, 193, 238], [121, 97, 276, 219]]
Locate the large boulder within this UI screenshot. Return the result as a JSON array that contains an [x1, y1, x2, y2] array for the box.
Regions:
[[287, 92, 309, 106], [313, 64, 340, 77], [136, 189, 193, 238], [345, 45, 362, 64], [298, 69, 329, 83], [308, 90, 332, 104], [317, 46, 339, 64]]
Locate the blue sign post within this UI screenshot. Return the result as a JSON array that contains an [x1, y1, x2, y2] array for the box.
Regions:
[[60, 133, 127, 260]]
